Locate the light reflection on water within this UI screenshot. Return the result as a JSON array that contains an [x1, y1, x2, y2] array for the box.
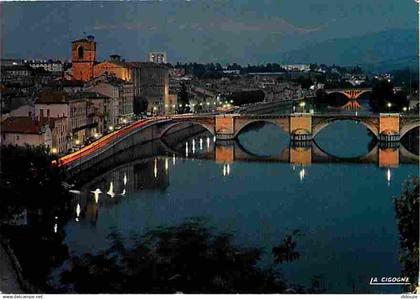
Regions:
[[61, 122, 418, 293]]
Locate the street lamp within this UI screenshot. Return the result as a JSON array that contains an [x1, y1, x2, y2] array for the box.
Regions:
[[403, 106, 408, 113], [387, 102, 392, 112], [299, 101, 306, 112]]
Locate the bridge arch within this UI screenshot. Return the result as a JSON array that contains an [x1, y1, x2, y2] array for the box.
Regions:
[[312, 117, 379, 139], [234, 119, 289, 138], [352, 89, 371, 99], [327, 89, 371, 100], [311, 139, 378, 163], [399, 122, 420, 139], [160, 120, 215, 138], [399, 143, 419, 162]]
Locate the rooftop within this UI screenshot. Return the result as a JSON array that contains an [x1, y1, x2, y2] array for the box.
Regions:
[[127, 61, 169, 69], [35, 90, 69, 104], [1, 116, 46, 134], [71, 91, 110, 99], [48, 79, 84, 87]]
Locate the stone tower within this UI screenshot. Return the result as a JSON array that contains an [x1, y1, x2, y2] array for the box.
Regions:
[[71, 35, 96, 81]]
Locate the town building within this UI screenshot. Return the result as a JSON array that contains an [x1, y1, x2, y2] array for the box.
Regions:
[[34, 90, 87, 147], [93, 55, 131, 81], [8, 105, 35, 118], [46, 116, 68, 154], [128, 62, 169, 114], [71, 36, 96, 81], [85, 74, 134, 126], [1, 116, 52, 149], [27, 60, 64, 73], [47, 79, 85, 94], [0, 59, 24, 66], [71, 36, 131, 82], [74, 91, 109, 137], [148, 52, 167, 64], [166, 93, 178, 114], [1, 65, 33, 85]]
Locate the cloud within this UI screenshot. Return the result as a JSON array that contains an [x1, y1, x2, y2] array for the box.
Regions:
[[92, 16, 323, 36]]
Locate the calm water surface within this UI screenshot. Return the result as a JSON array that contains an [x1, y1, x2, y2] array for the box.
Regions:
[[59, 120, 418, 293]]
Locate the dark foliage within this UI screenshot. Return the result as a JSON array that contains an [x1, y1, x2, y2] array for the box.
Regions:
[[0, 145, 72, 288], [0, 145, 69, 221], [61, 219, 305, 294], [272, 230, 301, 264], [177, 83, 190, 113], [370, 80, 409, 112], [394, 177, 419, 292], [133, 96, 148, 114], [228, 90, 265, 106]]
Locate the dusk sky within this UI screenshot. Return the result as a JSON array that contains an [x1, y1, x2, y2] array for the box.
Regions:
[[1, 0, 418, 64]]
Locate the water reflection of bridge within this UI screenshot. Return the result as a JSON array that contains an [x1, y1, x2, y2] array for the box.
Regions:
[[161, 138, 419, 168]]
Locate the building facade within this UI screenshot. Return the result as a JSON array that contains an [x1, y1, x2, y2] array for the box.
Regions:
[[129, 62, 169, 114], [34, 90, 87, 147], [1, 116, 52, 149], [71, 36, 96, 81], [28, 60, 64, 73], [85, 74, 133, 125], [148, 52, 167, 64]]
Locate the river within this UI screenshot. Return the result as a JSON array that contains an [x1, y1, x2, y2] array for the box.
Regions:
[[49, 120, 418, 293]]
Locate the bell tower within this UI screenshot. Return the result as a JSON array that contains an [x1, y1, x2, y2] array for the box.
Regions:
[[71, 35, 96, 81]]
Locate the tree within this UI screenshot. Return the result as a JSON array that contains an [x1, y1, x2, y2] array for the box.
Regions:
[[295, 76, 313, 89], [133, 96, 148, 115], [0, 145, 71, 289], [60, 219, 309, 294], [370, 80, 409, 113], [394, 177, 419, 293], [177, 83, 189, 113], [0, 145, 69, 222]]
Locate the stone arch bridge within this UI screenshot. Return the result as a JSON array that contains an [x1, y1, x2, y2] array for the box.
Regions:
[[59, 113, 418, 173], [161, 139, 418, 169], [168, 113, 419, 142], [324, 87, 402, 100]]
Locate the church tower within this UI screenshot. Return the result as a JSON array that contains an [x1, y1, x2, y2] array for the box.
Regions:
[[71, 35, 96, 81]]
